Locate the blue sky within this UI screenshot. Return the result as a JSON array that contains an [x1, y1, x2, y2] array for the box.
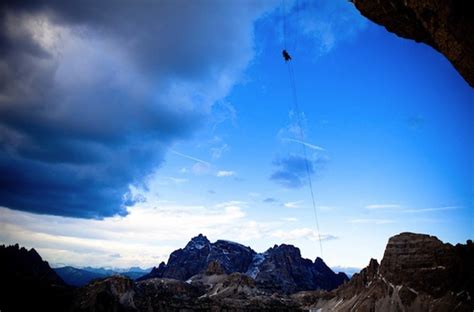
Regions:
[[0, 0, 472, 269]]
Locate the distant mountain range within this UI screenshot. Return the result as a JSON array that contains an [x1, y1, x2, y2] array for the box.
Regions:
[[330, 266, 361, 278], [1, 232, 473, 311], [54, 265, 151, 286]]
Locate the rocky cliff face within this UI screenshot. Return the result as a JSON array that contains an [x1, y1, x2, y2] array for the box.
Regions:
[[351, 0, 474, 87], [72, 275, 137, 312], [73, 266, 301, 311], [251, 244, 348, 294], [298, 232, 474, 311], [139, 234, 347, 293], [0, 244, 72, 312], [379, 232, 470, 298], [141, 234, 256, 281], [0, 244, 65, 285]]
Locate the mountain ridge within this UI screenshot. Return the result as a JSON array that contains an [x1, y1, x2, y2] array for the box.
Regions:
[[54, 265, 151, 286], [138, 233, 348, 294], [1, 232, 472, 311]]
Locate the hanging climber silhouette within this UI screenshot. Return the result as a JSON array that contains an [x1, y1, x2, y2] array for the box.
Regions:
[[282, 49, 292, 62]]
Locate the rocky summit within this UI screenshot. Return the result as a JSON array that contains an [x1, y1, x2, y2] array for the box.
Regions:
[[138, 234, 347, 294], [296, 232, 474, 311], [141, 234, 256, 281], [249, 244, 348, 294]]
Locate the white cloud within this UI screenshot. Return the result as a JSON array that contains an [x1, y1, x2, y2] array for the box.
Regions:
[[210, 143, 229, 159], [319, 205, 336, 211], [216, 170, 235, 177], [271, 228, 336, 241], [192, 162, 211, 175], [0, 201, 251, 268], [278, 111, 308, 141], [402, 206, 460, 213], [364, 204, 460, 213], [215, 201, 246, 208], [365, 204, 400, 210], [295, 0, 368, 56], [156, 177, 189, 185], [211, 101, 238, 129], [281, 217, 298, 222], [348, 219, 395, 225], [0, 197, 341, 268], [284, 200, 303, 209]]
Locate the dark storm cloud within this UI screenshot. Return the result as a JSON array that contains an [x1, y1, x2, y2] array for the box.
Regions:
[[0, 0, 274, 218], [270, 154, 325, 189]]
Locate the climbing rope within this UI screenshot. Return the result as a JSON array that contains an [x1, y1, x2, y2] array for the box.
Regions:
[[281, 0, 300, 53], [281, 0, 323, 258], [281, 0, 288, 50]]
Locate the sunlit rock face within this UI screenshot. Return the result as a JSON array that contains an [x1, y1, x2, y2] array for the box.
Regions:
[[351, 0, 474, 87]]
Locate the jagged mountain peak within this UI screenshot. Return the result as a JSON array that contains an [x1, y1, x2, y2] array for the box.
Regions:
[[267, 243, 302, 255], [191, 233, 208, 241], [366, 258, 379, 275], [214, 239, 253, 250], [313, 257, 332, 271], [185, 233, 211, 250], [314, 257, 326, 265], [157, 261, 166, 269]]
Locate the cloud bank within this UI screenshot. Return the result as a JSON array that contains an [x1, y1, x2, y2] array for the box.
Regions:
[[0, 203, 335, 268], [0, 0, 274, 218]]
